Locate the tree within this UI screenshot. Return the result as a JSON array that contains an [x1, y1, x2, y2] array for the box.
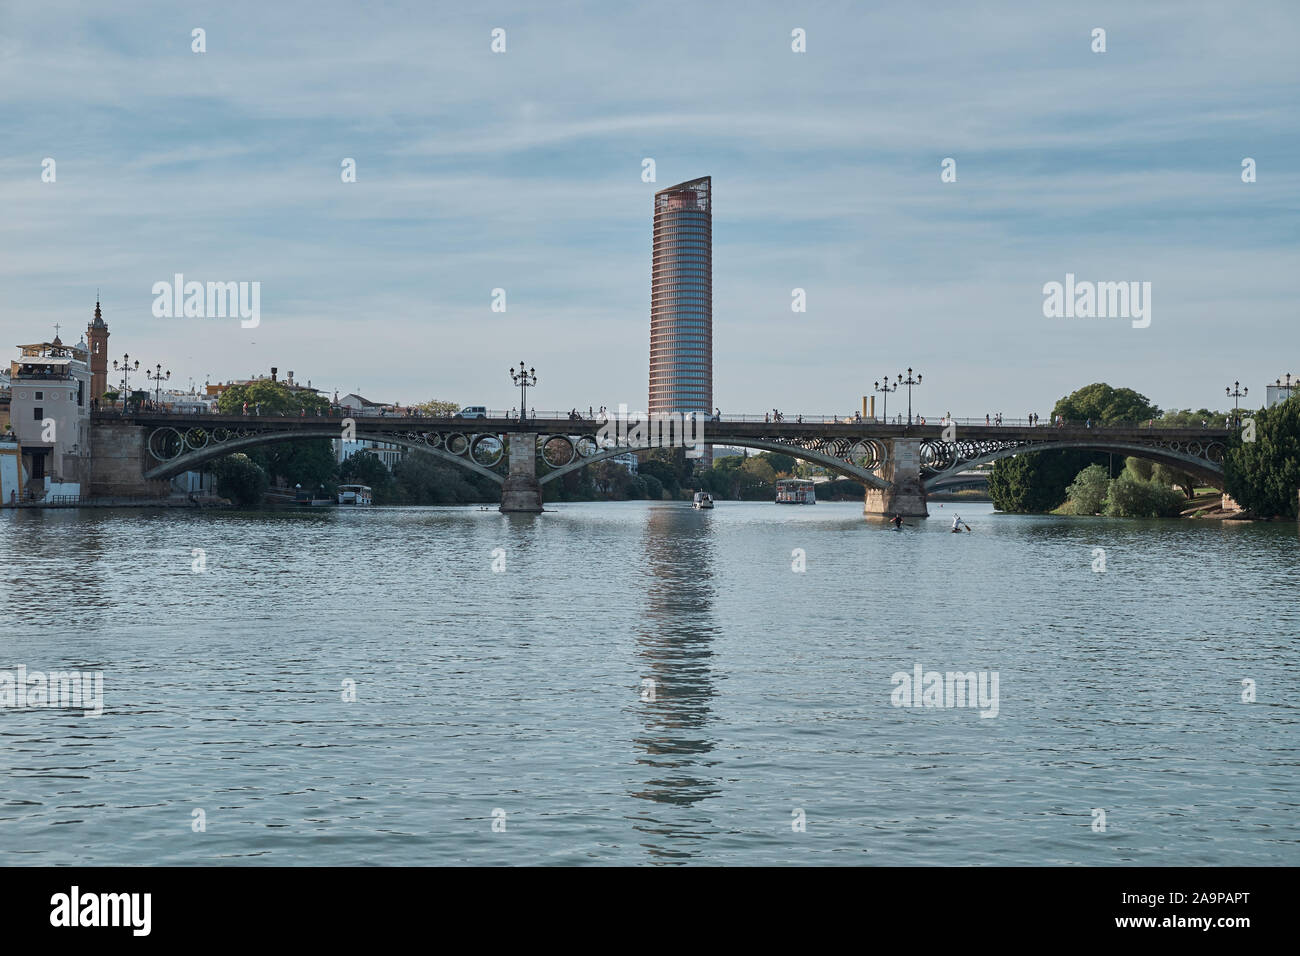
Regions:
[[1052, 383, 1160, 425], [339, 451, 396, 502], [1104, 471, 1184, 518], [989, 449, 1103, 513], [208, 453, 268, 505], [1065, 464, 1109, 514], [1224, 396, 1300, 518], [414, 399, 460, 417], [216, 381, 333, 488]]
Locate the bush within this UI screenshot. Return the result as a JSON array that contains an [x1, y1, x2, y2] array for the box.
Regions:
[[1065, 464, 1109, 514], [209, 453, 269, 506], [1104, 472, 1184, 517]]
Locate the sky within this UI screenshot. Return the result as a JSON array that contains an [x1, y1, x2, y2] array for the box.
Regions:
[[1, 1, 1297, 418]]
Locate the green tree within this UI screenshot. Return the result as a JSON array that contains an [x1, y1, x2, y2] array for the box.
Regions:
[[208, 453, 268, 505], [1052, 383, 1160, 425], [1104, 471, 1184, 517], [415, 399, 460, 417], [216, 381, 334, 488], [989, 449, 1104, 513], [1065, 464, 1110, 515], [1224, 397, 1300, 518]]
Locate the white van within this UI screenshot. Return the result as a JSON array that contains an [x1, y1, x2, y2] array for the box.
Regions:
[[458, 406, 487, 418]]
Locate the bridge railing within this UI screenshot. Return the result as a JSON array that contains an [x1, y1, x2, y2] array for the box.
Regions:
[[90, 408, 1237, 430]]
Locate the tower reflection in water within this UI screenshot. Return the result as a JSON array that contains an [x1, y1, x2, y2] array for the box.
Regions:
[[628, 503, 721, 862]]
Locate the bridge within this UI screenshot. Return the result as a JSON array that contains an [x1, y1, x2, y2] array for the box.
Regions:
[[85, 409, 1232, 517]]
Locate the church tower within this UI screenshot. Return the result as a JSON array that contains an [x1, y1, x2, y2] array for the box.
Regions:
[[87, 296, 109, 403]]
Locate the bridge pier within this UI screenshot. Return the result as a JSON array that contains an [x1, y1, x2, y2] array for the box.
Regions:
[[863, 438, 928, 519], [499, 433, 543, 513]]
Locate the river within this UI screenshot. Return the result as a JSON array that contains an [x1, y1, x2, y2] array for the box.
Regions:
[[2, 500, 1297, 864]]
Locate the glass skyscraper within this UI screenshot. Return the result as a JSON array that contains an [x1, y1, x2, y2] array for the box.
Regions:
[[649, 177, 712, 443]]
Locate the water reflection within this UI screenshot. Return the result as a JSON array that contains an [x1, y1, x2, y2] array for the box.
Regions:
[[628, 503, 721, 862]]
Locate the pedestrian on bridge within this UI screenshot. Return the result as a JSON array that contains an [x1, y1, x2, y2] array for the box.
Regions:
[[985, 414, 990, 426]]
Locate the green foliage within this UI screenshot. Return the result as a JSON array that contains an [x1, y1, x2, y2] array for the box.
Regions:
[[1104, 472, 1184, 517], [415, 399, 460, 417], [1224, 396, 1300, 518], [391, 451, 496, 504], [217, 380, 328, 416], [217, 380, 333, 486], [209, 453, 268, 505], [640, 473, 665, 500], [636, 458, 680, 497], [1158, 408, 1229, 428], [989, 450, 1104, 513], [1150, 463, 1197, 499], [1052, 383, 1160, 424], [339, 451, 396, 503], [1064, 464, 1110, 515]]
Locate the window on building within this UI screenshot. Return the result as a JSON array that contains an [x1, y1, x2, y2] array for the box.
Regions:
[[33, 407, 43, 421], [35, 391, 43, 400], [78, 381, 84, 406]]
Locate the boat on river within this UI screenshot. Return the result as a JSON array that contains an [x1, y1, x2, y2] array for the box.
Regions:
[[775, 478, 816, 504]]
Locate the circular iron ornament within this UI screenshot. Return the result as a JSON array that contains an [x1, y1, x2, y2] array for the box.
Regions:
[[148, 427, 185, 461], [423, 432, 442, 449], [541, 436, 575, 468], [575, 436, 599, 458], [1206, 442, 1225, 463], [471, 434, 504, 467], [212, 427, 232, 443], [444, 433, 469, 456], [183, 428, 209, 450]]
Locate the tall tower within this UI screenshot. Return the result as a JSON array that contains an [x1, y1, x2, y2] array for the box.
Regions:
[[650, 176, 712, 462], [87, 296, 109, 403]]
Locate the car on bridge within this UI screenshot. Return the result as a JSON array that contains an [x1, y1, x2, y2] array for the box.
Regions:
[[456, 406, 488, 419]]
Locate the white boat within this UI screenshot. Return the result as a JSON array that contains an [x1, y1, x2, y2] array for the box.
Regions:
[[692, 491, 714, 510], [337, 483, 373, 505], [775, 478, 816, 504]]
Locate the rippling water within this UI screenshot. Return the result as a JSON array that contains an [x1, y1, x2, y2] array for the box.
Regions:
[[1, 501, 1297, 865]]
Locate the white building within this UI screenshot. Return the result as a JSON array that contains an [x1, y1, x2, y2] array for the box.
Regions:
[[8, 334, 91, 499], [1265, 375, 1296, 408]]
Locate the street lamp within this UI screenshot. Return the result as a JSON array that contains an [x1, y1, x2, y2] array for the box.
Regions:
[[146, 363, 171, 405], [873, 377, 898, 423], [112, 354, 140, 410], [1226, 380, 1248, 426], [1274, 373, 1294, 400], [898, 368, 923, 426], [509, 361, 537, 421]]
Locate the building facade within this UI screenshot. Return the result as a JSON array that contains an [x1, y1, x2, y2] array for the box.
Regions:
[[649, 176, 712, 462], [8, 334, 92, 498]]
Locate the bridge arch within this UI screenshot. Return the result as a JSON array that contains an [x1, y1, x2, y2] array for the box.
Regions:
[[142, 427, 506, 484], [537, 435, 892, 490], [921, 439, 1225, 492]]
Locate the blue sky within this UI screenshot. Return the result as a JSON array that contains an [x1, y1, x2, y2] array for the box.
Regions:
[[1, 1, 1296, 417]]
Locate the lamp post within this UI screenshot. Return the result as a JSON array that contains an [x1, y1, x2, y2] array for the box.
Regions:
[[1226, 380, 1248, 427], [873, 377, 898, 423], [898, 368, 922, 426], [510, 361, 536, 421], [146, 363, 171, 405], [113, 354, 139, 411]]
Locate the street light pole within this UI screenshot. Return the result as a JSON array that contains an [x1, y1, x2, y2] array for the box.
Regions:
[[1226, 380, 1248, 426], [146, 363, 171, 405], [874, 377, 898, 423], [898, 368, 922, 425], [509, 361, 537, 421], [112, 354, 139, 411]]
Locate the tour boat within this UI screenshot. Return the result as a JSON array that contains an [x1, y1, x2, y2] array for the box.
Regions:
[[775, 478, 816, 504], [337, 483, 373, 506], [693, 491, 714, 510]]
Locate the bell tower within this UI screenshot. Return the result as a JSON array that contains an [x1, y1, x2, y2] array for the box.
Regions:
[[87, 296, 109, 403]]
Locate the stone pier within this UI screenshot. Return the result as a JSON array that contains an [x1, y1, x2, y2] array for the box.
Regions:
[[89, 422, 171, 499], [863, 437, 928, 518], [499, 433, 543, 513]]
